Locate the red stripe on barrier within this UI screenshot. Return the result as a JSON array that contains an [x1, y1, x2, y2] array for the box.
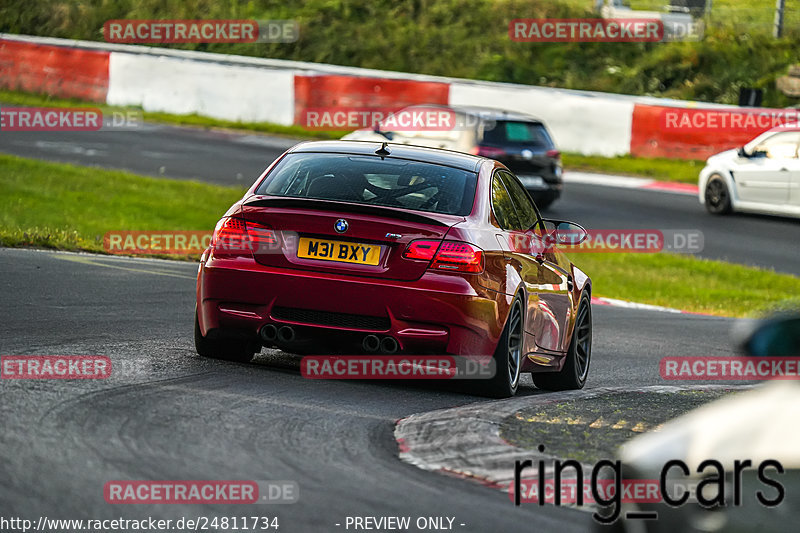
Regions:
[[629, 103, 782, 160], [0, 40, 110, 102], [293, 75, 449, 127]]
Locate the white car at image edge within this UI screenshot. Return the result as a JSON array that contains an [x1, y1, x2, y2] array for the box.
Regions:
[[699, 124, 800, 218]]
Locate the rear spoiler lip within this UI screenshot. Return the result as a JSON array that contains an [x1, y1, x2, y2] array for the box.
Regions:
[[241, 196, 465, 228]]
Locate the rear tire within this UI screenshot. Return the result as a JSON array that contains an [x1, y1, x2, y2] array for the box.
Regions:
[[479, 295, 524, 398], [194, 311, 255, 363], [532, 293, 591, 391], [704, 175, 732, 215]]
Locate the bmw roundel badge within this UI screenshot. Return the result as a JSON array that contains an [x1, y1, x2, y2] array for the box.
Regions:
[[334, 219, 349, 233]]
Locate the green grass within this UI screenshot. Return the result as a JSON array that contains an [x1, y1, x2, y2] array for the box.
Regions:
[[2, 153, 799, 318], [562, 154, 705, 183], [142, 111, 346, 139], [0, 90, 343, 140], [0, 154, 244, 255], [574, 253, 800, 317]]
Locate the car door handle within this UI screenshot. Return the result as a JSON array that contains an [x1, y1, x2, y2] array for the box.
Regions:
[[780, 168, 789, 172]]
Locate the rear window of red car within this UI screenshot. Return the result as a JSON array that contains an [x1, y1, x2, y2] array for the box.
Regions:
[[256, 153, 478, 216]]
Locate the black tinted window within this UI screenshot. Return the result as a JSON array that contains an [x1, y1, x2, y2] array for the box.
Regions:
[[257, 153, 477, 216], [482, 121, 553, 147], [491, 175, 520, 230], [499, 171, 540, 230]]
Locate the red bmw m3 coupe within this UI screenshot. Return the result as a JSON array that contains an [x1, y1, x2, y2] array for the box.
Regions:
[[195, 141, 592, 397]]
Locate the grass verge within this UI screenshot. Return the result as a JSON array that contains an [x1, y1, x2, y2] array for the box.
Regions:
[[0, 90, 344, 140], [1, 153, 798, 318], [573, 253, 800, 317], [0, 154, 244, 256], [500, 389, 739, 462], [562, 154, 705, 184]]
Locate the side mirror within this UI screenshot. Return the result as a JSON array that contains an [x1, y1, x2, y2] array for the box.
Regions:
[[735, 313, 800, 357], [737, 146, 768, 158], [541, 219, 588, 246]]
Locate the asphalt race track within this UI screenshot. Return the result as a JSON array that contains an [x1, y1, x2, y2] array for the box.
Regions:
[[0, 121, 788, 531], [0, 123, 798, 274], [0, 123, 296, 186], [0, 248, 736, 531]]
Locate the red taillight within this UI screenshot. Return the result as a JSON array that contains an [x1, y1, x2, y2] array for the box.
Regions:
[[432, 241, 484, 272], [211, 217, 276, 257], [472, 145, 506, 158], [546, 149, 561, 160], [403, 240, 484, 273], [402, 240, 439, 261]]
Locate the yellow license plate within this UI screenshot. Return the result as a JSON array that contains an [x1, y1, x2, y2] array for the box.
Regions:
[[297, 238, 382, 266]]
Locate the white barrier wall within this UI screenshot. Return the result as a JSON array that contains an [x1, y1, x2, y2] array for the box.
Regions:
[[4, 33, 739, 157], [449, 82, 634, 156], [107, 52, 294, 125]]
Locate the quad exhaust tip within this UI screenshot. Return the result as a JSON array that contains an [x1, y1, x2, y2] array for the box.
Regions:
[[362, 334, 380, 352], [277, 326, 296, 343], [380, 336, 399, 354], [260, 324, 278, 342]]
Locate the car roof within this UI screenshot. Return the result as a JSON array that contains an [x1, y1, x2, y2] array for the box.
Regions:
[[450, 105, 544, 123], [370, 103, 544, 124], [289, 140, 485, 172], [765, 122, 800, 134]]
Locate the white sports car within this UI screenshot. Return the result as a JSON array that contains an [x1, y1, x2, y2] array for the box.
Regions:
[[699, 125, 800, 218]]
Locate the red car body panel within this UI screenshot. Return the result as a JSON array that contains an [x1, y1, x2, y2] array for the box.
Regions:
[[196, 141, 590, 374]]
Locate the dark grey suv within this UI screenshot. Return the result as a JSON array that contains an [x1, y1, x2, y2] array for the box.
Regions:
[[470, 110, 563, 209], [342, 105, 563, 209]]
